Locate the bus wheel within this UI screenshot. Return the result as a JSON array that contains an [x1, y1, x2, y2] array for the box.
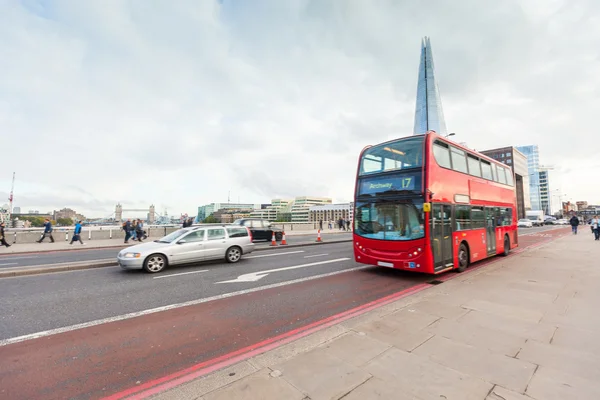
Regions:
[[502, 236, 510, 257], [457, 243, 469, 272]]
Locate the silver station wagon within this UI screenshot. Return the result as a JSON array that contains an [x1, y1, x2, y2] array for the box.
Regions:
[[117, 225, 255, 273]]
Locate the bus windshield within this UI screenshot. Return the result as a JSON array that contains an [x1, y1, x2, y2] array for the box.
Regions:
[[354, 199, 425, 241], [359, 136, 424, 176]]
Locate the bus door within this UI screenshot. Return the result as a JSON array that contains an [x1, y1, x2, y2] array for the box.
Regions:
[[485, 207, 497, 256], [431, 204, 453, 271]]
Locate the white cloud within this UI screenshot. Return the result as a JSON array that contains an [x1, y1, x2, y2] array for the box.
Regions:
[[1, 0, 599, 217]]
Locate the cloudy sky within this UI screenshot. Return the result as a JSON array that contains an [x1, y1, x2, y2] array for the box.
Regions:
[[1, 0, 598, 218]]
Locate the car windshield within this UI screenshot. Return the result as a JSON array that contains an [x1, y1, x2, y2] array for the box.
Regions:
[[519, 219, 529, 222], [359, 136, 424, 176], [355, 199, 424, 241], [157, 229, 188, 243]]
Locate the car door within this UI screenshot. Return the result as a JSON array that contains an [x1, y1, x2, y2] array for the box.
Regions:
[[250, 220, 265, 240], [204, 228, 227, 260], [169, 230, 206, 264]]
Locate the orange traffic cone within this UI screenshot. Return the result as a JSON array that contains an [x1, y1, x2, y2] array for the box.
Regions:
[[270, 232, 278, 246], [316, 229, 322, 243], [280, 231, 288, 245]]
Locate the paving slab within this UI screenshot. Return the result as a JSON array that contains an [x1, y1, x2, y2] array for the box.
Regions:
[[517, 339, 600, 381], [525, 365, 600, 400], [487, 385, 535, 400], [318, 331, 391, 368], [273, 349, 372, 400], [199, 368, 305, 400], [364, 347, 493, 400], [155, 361, 258, 400], [457, 309, 556, 343], [425, 317, 526, 357], [412, 335, 537, 393]]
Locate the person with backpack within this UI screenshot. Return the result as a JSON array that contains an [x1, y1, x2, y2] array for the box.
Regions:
[[70, 220, 84, 245], [569, 214, 580, 235], [37, 218, 55, 243], [135, 219, 146, 242], [123, 219, 132, 243], [0, 222, 11, 248]]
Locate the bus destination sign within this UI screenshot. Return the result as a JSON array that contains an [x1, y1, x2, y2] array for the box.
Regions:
[[359, 174, 419, 195]]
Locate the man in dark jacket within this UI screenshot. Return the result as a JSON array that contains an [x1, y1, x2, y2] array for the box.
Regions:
[[0, 222, 11, 247], [569, 215, 580, 235], [124, 219, 132, 243], [37, 218, 55, 243]]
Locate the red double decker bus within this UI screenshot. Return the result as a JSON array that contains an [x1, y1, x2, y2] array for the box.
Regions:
[[353, 131, 518, 274]]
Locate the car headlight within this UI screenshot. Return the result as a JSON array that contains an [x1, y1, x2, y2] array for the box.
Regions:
[[123, 253, 141, 258]]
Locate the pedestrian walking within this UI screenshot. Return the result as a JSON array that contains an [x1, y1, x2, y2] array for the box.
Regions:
[[0, 222, 11, 248], [37, 218, 55, 243], [124, 219, 133, 243], [569, 215, 580, 235], [135, 219, 146, 242], [591, 215, 600, 241], [319, 220, 323, 231], [70, 220, 84, 245]]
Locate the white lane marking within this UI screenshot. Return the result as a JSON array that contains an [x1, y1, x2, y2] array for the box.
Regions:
[[0, 265, 369, 347], [153, 270, 209, 280], [0, 256, 40, 260], [0, 263, 18, 266], [303, 253, 329, 258], [244, 250, 305, 259], [216, 258, 351, 283]]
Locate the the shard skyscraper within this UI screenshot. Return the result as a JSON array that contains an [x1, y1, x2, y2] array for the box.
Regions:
[[413, 37, 447, 136]]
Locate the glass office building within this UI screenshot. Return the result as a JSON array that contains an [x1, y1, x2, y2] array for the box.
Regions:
[[516, 145, 542, 211], [413, 37, 447, 136]]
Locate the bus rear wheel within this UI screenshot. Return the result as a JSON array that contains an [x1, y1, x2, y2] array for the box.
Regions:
[[457, 243, 469, 272]]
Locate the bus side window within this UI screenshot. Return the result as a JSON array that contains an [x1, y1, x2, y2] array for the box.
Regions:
[[504, 208, 512, 226], [471, 207, 485, 229], [455, 205, 471, 231]]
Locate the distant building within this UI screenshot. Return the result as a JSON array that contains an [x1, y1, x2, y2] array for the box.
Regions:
[[480, 146, 530, 219], [212, 209, 253, 223], [197, 203, 262, 221], [248, 197, 334, 222], [53, 208, 78, 222], [250, 199, 293, 221], [12, 206, 20, 214], [576, 201, 588, 211], [290, 197, 332, 222], [413, 36, 447, 136], [309, 203, 354, 225], [538, 166, 553, 215], [515, 145, 543, 212]]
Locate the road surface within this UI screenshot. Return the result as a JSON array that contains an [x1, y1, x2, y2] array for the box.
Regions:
[[0, 226, 570, 400]]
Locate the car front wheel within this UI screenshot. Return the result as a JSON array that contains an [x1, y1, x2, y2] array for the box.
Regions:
[[144, 254, 167, 273]]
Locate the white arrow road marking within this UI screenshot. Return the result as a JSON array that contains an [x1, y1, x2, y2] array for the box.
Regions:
[[216, 258, 351, 283], [244, 250, 304, 259], [153, 270, 209, 279]]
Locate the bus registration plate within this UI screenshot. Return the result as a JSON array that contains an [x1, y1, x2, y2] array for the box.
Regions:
[[377, 261, 394, 268]]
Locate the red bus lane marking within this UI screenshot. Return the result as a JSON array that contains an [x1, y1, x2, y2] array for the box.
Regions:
[[107, 228, 571, 399], [103, 283, 431, 400]]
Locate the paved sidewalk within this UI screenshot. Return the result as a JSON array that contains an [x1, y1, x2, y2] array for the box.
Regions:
[[151, 232, 600, 399], [0, 229, 351, 255]]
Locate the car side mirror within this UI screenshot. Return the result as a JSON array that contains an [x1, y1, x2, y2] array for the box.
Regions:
[[177, 240, 186, 244]]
